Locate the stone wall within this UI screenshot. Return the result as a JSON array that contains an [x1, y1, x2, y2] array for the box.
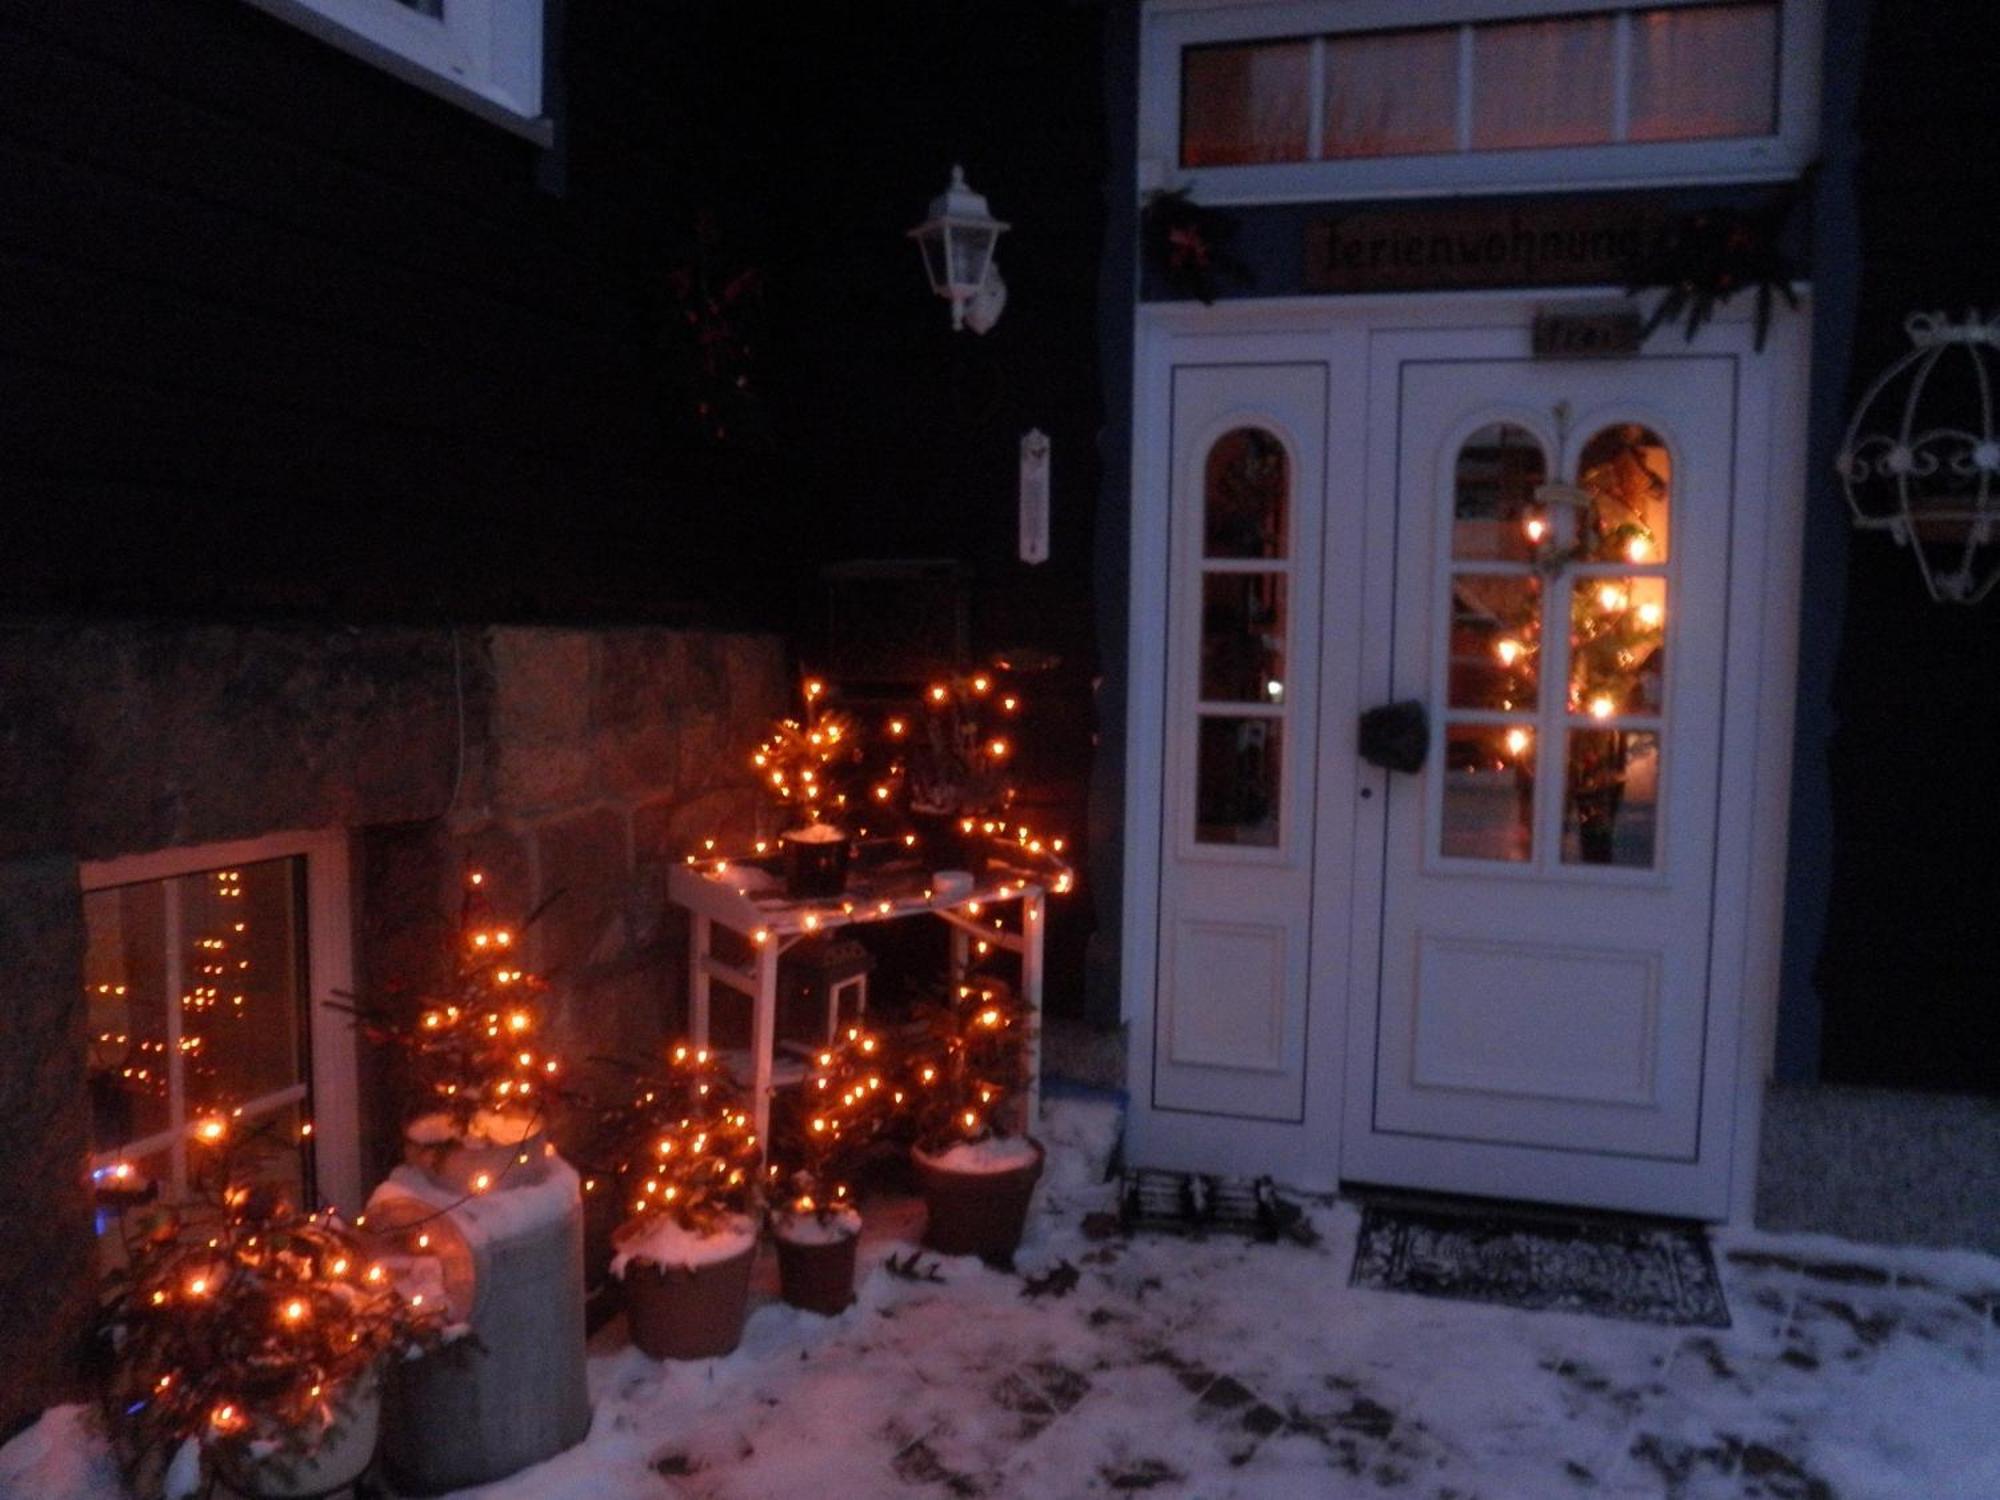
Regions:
[[0, 620, 786, 1438]]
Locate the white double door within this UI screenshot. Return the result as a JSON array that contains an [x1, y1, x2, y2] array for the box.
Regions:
[[1150, 321, 1747, 1217]]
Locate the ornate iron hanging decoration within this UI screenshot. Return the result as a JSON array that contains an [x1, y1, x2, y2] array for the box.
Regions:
[[1837, 311, 2000, 604]]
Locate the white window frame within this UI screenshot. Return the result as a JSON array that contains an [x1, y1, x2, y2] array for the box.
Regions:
[[81, 828, 363, 1216], [240, 0, 549, 144], [1141, 0, 1822, 203]]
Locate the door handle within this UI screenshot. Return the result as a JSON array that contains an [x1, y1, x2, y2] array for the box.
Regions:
[[1358, 700, 1428, 774]]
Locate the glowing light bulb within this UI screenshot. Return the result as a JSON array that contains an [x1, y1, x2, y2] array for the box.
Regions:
[[1637, 601, 1664, 629], [1597, 584, 1629, 612], [1494, 638, 1523, 668], [1525, 517, 1548, 543], [1626, 535, 1652, 563], [1588, 695, 1616, 720], [1504, 727, 1531, 757]]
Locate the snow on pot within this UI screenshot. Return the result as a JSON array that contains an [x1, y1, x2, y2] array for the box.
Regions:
[[403, 1107, 547, 1195], [913, 1137, 1045, 1262], [614, 1213, 760, 1358], [770, 1204, 863, 1315], [586, 1043, 764, 1361], [905, 975, 1040, 1264]]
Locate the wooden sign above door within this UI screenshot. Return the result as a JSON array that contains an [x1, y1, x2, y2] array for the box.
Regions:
[[1305, 200, 1667, 295]]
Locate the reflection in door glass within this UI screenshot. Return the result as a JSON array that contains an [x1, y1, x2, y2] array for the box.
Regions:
[[1577, 424, 1671, 562], [1203, 428, 1289, 559], [1195, 716, 1282, 846], [1201, 573, 1287, 703], [1563, 729, 1660, 867], [1441, 724, 1535, 862], [1454, 423, 1547, 561], [1447, 574, 1541, 711], [1569, 576, 1667, 717]]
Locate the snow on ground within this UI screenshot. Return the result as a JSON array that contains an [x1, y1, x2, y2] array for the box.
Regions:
[[9, 1097, 1999, 1500]]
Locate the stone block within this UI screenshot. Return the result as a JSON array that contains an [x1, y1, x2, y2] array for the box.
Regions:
[[531, 808, 629, 978], [0, 857, 95, 1439], [495, 741, 598, 816], [591, 630, 686, 733], [632, 789, 763, 868], [597, 721, 681, 802], [490, 629, 594, 748]]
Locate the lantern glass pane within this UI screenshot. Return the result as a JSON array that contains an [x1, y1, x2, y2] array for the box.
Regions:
[[915, 230, 946, 293], [947, 224, 995, 291]]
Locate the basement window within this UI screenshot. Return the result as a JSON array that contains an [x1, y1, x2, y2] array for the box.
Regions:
[[83, 830, 362, 1237], [239, 0, 548, 141]]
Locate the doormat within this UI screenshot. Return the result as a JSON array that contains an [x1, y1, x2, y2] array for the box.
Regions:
[[1349, 1198, 1730, 1328]]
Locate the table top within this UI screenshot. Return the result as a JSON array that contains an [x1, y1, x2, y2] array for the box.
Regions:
[[668, 847, 1059, 939]]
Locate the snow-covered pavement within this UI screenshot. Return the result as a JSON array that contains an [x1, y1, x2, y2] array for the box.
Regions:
[[9, 1098, 1998, 1499]]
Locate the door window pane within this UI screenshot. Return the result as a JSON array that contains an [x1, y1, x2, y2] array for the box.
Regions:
[[1204, 427, 1289, 559], [1201, 572, 1288, 704], [1563, 729, 1661, 867], [1442, 724, 1535, 862], [1472, 15, 1616, 149], [1196, 716, 1282, 846], [84, 854, 311, 1218], [1323, 27, 1458, 159], [1578, 423, 1672, 561], [85, 882, 171, 1154], [178, 860, 305, 1114], [1448, 574, 1542, 712], [1182, 40, 1311, 166], [1454, 423, 1548, 561], [1629, 3, 1779, 142], [1570, 576, 1668, 717]]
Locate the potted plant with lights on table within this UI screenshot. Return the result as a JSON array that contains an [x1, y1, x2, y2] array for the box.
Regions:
[[768, 1025, 895, 1314], [94, 1115, 442, 1500], [880, 669, 1021, 878], [755, 676, 864, 898], [906, 975, 1042, 1265], [593, 1044, 764, 1359]]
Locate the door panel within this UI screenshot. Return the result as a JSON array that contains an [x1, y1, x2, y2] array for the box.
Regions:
[[1348, 348, 1735, 1209], [1153, 363, 1326, 1121]]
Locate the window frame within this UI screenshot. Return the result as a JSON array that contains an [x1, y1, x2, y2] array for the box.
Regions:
[[81, 828, 363, 1216], [1141, 0, 1821, 203], [240, 0, 549, 144]]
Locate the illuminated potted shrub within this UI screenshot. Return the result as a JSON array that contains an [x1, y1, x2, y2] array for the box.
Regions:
[[754, 677, 863, 898], [593, 1045, 763, 1359], [358, 871, 563, 1196], [875, 669, 1021, 875], [905, 976, 1042, 1264], [95, 1118, 441, 1500], [768, 1026, 895, 1315]]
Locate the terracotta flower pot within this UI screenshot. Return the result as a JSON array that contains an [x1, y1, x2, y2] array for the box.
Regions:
[[774, 1225, 860, 1316], [621, 1241, 757, 1360], [913, 1139, 1045, 1264], [215, 1369, 380, 1499]]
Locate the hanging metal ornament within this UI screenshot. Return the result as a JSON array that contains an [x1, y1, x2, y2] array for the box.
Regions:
[[1837, 311, 2000, 604]]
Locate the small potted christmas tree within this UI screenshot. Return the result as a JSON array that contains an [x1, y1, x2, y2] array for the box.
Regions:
[[905, 976, 1042, 1264], [95, 1116, 441, 1500], [768, 1026, 895, 1314], [362, 871, 563, 1195], [592, 1045, 763, 1359], [755, 677, 863, 897]]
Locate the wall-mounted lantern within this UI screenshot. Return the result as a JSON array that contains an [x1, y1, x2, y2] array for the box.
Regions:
[[1838, 311, 2000, 604], [909, 165, 1008, 333]]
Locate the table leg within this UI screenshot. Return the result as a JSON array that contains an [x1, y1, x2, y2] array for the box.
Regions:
[[750, 936, 778, 1152], [1022, 891, 1045, 1133], [689, 913, 712, 1044]]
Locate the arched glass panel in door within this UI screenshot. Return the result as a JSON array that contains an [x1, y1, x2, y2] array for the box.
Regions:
[[1439, 423, 1546, 862], [1563, 424, 1672, 867], [1195, 427, 1290, 846]]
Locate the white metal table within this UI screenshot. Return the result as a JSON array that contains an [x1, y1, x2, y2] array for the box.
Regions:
[[667, 855, 1050, 1148]]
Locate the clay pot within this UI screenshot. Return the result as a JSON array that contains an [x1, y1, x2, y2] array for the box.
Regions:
[[215, 1370, 379, 1499], [782, 826, 852, 898], [774, 1226, 860, 1316], [913, 1139, 1045, 1264], [621, 1241, 757, 1360], [402, 1112, 549, 1196]]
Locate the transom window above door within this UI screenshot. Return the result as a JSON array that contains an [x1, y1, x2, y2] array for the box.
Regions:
[[1141, 0, 1820, 202]]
